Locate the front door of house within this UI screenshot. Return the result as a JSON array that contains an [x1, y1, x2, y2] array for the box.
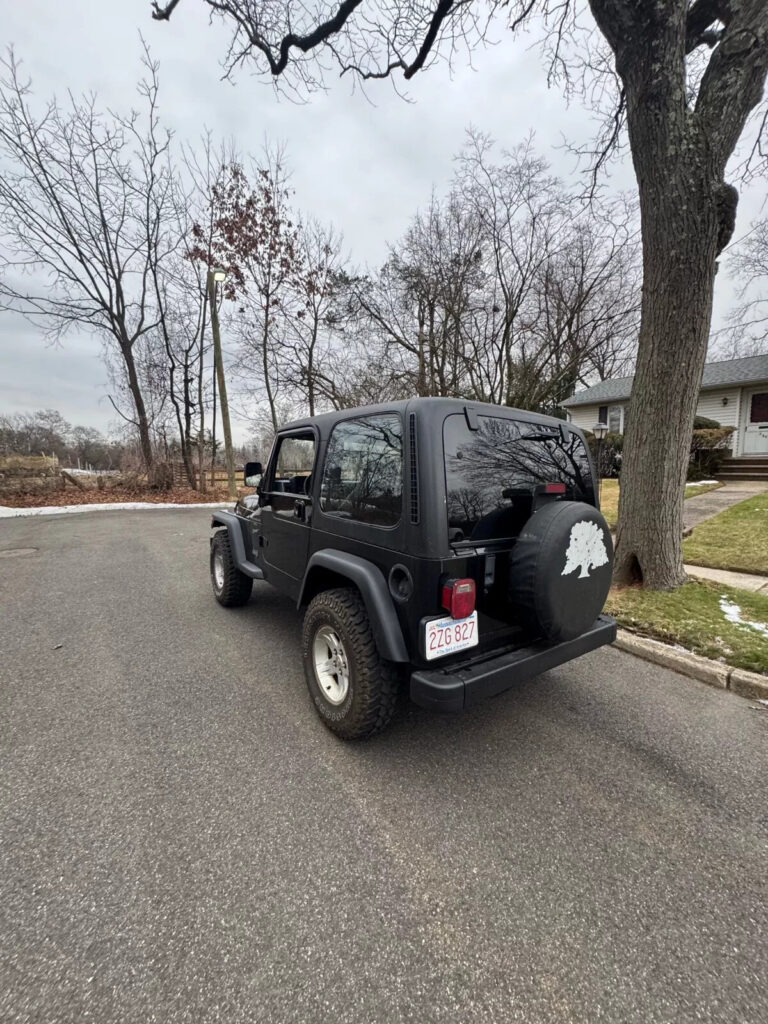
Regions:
[[744, 390, 768, 454]]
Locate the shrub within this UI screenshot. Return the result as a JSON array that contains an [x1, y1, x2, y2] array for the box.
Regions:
[[584, 430, 623, 478], [693, 414, 721, 429], [688, 426, 734, 480], [144, 462, 174, 490], [583, 423, 733, 482]]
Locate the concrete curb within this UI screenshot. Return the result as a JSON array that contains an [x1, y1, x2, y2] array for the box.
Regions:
[[0, 502, 227, 519], [613, 629, 768, 700]]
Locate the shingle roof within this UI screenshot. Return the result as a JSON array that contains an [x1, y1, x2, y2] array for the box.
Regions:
[[561, 354, 768, 407], [560, 375, 635, 406]]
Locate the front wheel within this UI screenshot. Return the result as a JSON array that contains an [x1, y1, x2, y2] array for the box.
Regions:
[[210, 530, 253, 607], [302, 588, 400, 740]]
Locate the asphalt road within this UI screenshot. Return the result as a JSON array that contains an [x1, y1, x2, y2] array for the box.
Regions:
[[1, 509, 766, 1024]]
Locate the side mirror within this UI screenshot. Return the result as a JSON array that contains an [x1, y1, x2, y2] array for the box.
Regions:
[[244, 460, 263, 487]]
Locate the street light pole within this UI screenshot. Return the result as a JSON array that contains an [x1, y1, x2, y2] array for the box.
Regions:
[[208, 268, 236, 500], [593, 421, 608, 508]]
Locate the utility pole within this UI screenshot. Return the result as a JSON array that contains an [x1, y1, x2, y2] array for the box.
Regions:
[[207, 268, 236, 499]]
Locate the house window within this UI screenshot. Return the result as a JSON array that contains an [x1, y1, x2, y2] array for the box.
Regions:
[[750, 393, 768, 423], [607, 405, 623, 434], [598, 405, 608, 426]]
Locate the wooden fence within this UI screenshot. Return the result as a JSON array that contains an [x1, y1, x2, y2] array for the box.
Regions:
[[168, 461, 244, 489]]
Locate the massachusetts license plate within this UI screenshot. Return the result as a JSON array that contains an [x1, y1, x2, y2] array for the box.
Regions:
[[424, 612, 479, 661]]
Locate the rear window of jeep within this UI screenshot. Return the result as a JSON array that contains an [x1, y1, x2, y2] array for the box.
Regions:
[[443, 413, 594, 542]]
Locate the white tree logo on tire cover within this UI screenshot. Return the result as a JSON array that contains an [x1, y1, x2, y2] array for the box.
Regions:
[[562, 521, 609, 578]]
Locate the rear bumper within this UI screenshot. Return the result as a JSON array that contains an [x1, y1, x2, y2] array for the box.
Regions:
[[410, 615, 617, 712]]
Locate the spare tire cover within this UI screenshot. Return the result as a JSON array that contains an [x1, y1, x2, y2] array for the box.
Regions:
[[508, 501, 613, 644]]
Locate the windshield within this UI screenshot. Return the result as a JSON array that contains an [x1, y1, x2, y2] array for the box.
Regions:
[[443, 413, 595, 543]]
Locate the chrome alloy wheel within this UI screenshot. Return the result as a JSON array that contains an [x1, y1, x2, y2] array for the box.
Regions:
[[312, 625, 350, 705], [213, 550, 225, 591]]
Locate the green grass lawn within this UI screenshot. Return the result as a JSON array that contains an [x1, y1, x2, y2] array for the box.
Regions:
[[606, 579, 768, 674], [683, 492, 768, 576], [599, 479, 722, 529]]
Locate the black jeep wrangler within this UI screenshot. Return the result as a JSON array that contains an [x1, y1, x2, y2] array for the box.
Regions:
[[209, 398, 616, 739]]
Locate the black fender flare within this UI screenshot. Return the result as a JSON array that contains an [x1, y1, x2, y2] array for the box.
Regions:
[[298, 549, 409, 663], [210, 509, 263, 579]]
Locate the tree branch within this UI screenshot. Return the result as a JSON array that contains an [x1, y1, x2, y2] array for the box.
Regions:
[[218, 0, 365, 77], [404, 0, 462, 80], [694, 0, 768, 170], [686, 0, 728, 54], [151, 1, 488, 87], [151, 0, 184, 21]]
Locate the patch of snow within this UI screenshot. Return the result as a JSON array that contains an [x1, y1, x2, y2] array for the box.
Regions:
[[0, 502, 227, 519], [718, 596, 768, 639], [690, 480, 719, 486]]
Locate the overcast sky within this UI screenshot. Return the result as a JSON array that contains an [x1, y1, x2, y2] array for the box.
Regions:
[[0, 0, 765, 441]]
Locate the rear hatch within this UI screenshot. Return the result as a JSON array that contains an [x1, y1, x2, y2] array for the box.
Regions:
[[440, 409, 596, 658]]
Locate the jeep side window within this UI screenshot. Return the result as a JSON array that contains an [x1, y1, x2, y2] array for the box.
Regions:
[[320, 414, 403, 527], [268, 434, 316, 495]]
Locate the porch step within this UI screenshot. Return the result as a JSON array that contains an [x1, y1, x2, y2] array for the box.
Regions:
[[718, 457, 768, 481]]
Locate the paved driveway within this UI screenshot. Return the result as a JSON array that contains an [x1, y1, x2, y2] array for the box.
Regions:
[[1, 509, 766, 1024]]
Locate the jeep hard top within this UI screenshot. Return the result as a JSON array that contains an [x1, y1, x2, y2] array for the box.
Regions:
[[210, 397, 616, 739]]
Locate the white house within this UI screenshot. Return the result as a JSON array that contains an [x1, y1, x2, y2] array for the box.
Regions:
[[561, 354, 768, 459]]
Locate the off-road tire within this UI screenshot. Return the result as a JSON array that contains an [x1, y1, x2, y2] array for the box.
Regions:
[[210, 530, 253, 607], [302, 587, 400, 740]]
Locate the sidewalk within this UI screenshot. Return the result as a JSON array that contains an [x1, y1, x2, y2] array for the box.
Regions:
[[684, 563, 768, 592], [682, 481, 768, 590], [683, 479, 768, 533]]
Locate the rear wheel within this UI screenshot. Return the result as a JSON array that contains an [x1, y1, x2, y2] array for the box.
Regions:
[[302, 588, 400, 740], [210, 530, 253, 607]]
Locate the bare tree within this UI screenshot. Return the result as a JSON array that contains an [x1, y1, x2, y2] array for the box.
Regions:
[[528, 201, 640, 399], [0, 409, 123, 468], [151, 0, 768, 589], [716, 212, 768, 357], [454, 132, 574, 407], [353, 189, 484, 398], [0, 47, 182, 481], [287, 217, 348, 415], [183, 135, 235, 491], [139, 103, 203, 488], [351, 133, 639, 410]]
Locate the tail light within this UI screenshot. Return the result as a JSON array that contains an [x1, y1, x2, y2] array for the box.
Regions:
[[544, 482, 566, 494], [441, 578, 476, 620]]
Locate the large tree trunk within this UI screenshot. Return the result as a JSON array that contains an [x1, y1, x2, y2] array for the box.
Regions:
[[182, 351, 197, 489], [121, 340, 155, 476], [261, 298, 279, 432], [166, 355, 197, 489], [590, 0, 768, 590], [613, 167, 721, 587], [307, 319, 317, 416], [197, 288, 209, 493]]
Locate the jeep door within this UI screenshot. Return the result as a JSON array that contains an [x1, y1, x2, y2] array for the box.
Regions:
[[259, 429, 317, 591]]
